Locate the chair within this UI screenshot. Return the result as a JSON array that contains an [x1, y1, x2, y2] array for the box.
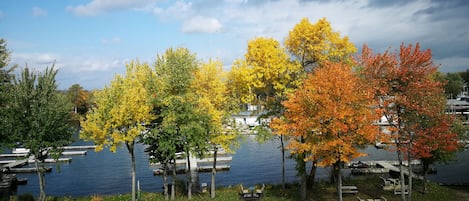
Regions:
[[357, 196, 387, 201], [240, 184, 249, 194], [255, 184, 265, 197]]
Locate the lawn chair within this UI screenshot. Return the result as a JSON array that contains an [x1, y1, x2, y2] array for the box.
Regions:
[[255, 184, 265, 198], [240, 184, 249, 194], [239, 184, 253, 200]]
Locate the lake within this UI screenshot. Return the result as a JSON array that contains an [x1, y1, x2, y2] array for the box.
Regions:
[[8, 135, 469, 197]]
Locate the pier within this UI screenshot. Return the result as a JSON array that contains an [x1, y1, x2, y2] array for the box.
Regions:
[[150, 149, 233, 175], [153, 164, 231, 175], [61, 145, 97, 150], [1, 145, 93, 189], [7, 167, 52, 173], [349, 160, 424, 179]]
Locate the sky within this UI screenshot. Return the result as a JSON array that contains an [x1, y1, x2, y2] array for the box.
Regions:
[[1, 0, 468, 90]]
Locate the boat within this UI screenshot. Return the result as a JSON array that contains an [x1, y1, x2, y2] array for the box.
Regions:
[[374, 142, 386, 149], [12, 148, 30, 154], [349, 161, 370, 169], [15, 178, 28, 185]]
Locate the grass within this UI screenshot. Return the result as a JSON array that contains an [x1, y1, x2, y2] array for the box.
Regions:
[[8, 176, 469, 201]]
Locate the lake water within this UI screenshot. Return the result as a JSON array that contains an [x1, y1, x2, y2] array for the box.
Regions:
[[7, 135, 469, 197]]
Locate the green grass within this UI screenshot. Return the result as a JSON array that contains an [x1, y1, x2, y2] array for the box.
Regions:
[[9, 176, 469, 201]]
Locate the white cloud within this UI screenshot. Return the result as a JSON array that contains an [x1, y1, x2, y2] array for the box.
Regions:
[[150, 1, 193, 20], [32, 6, 47, 17], [13, 53, 61, 68], [67, 0, 158, 16], [182, 16, 222, 33], [11, 52, 130, 89], [101, 37, 121, 45]]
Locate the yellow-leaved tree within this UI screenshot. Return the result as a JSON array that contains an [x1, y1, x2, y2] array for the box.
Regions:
[[285, 17, 357, 71], [227, 37, 301, 190], [80, 60, 154, 201], [192, 59, 239, 198]]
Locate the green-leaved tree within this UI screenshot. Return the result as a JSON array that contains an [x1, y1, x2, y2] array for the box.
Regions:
[[8, 66, 74, 201]]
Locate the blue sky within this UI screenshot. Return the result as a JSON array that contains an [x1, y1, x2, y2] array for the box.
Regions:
[[1, 0, 468, 90]]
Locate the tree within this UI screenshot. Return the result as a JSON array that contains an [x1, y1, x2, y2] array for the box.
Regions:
[[80, 60, 154, 201], [444, 72, 464, 98], [192, 59, 239, 198], [411, 113, 459, 193], [357, 43, 459, 201], [285, 17, 357, 72], [271, 62, 378, 201], [145, 47, 210, 200], [0, 39, 16, 147], [67, 84, 90, 115], [7, 66, 74, 201], [235, 37, 302, 191], [283, 17, 357, 199], [226, 59, 256, 107]]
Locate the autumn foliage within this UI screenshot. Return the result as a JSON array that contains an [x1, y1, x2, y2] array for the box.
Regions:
[[357, 43, 458, 160], [271, 62, 378, 167], [356, 43, 459, 199]]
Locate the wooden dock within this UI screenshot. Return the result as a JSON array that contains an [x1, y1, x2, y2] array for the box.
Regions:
[[0, 151, 86, 158], [61, 151, 87, 156], [1, 159, 28, 168], [7, 167, 52, 173], [150, 156, 232, 166], [153, 164, 231, 175], [349, 160, 423, 179], [198, 164, 230, 172], [0, 153, 28, 157], [61, 145, 97, 150], [28, 158, 72, 163]]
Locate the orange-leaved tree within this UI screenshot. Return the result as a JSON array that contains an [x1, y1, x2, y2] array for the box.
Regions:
[[271, 62, 378, 201], [283, 17, 357, 200], [356, 43, 459, 201]]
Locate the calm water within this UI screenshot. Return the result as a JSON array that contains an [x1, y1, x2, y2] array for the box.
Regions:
[[8, 135, 469, 197]]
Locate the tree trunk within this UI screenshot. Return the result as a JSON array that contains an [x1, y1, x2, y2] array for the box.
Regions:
[[280, 135, 286, 191], [171, 159, 176, 200], [397, 148, 406, 201], [164, 163, 169, 200], [407, 141, 413, 201], [308, 160, 318, 189], [297, 151, 307, 200], [187, 150, 192, 200], [35, 159, 46, 201], [337, 162, 342, 201], [422, 160, 429, 194], [211, 147, 217, 198], [126, 142, 137, 201]]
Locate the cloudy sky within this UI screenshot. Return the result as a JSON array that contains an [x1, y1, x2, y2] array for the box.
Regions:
[[1, 0, 468, 90]]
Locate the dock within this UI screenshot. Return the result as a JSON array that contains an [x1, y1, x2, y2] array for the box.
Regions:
[[153, 164, 231, 175], [28, 158, 72, 163], [0, 151, 86, 158], [349, 160, 423, 179], [198, 164, 231, 172], [7, 167, 52, 173], [61, 145, 97, 150], [150, 150, 233, 176], [60, 151, 87, 156], [1, 159, 28, 168], [150, 156, 233, 166]]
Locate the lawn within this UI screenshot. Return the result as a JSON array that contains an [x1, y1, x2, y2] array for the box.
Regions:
[[8, 176, 469, 201]]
